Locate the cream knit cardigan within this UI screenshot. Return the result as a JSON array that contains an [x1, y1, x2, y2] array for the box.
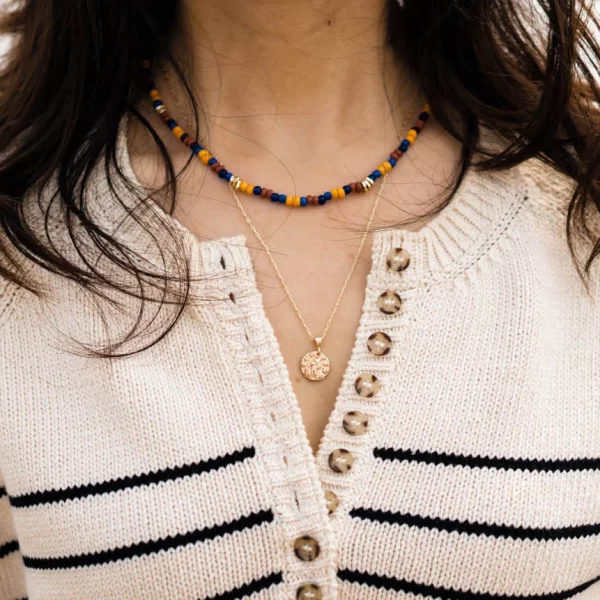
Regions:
[[0, 129, 599, 600]]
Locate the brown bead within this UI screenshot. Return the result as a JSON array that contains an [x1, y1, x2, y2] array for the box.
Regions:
[[260, 188, 267, 198], [266, 189, 273, 199], [416, 119, 426, 129], [309, 196, 318, 205], [184, 137, 194, 147], [210, 163, 222, 172], [391, 151, 402, 160]]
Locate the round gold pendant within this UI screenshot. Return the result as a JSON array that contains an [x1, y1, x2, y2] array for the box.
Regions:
[[300, 351, 331, 381]]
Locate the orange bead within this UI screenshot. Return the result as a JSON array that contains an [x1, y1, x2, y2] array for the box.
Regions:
[[338, 187, 345, 198], [150, 90, 161, 101], [239, 181, 248, 193], [172, 126, 184, 138], [246, 183, 255, 195], [383, 161, 393, 172], [332, 189, 339, 200]]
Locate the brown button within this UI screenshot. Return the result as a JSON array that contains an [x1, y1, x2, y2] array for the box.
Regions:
[[324, 490, 339, 514], [354, 372, 381, 397], [343, 411, 369, 436], [329, 449, 354, 473], [297, 583, 323, 600], [377, 290, 402, 315], [367, 332, 392, 356], [294, 536, 320, 562], [386, 247, 411, 272]]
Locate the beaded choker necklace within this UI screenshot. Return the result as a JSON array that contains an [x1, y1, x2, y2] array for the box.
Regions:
[[141, 60, 430, 207]]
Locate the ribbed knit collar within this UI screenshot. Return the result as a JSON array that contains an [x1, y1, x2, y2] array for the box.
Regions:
[[98, 116, 530, 290]]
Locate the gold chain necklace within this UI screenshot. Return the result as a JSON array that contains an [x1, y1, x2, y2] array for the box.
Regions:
[[229, 175, 387, 381]]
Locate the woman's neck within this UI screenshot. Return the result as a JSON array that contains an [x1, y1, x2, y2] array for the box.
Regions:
[[169, 0, 415, 161]]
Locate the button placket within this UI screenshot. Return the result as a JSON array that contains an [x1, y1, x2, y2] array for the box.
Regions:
[[201, 239, 336, 598], [319, 237, 412, 536]]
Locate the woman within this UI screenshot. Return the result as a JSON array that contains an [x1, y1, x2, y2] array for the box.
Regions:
[[0, 0, 599, 598]]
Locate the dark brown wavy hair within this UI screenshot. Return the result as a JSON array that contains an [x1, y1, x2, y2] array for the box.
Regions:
[[0, 0, 599, 355]]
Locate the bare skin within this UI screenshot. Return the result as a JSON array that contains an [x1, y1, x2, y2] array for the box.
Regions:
[[129, 0, 462, 453]]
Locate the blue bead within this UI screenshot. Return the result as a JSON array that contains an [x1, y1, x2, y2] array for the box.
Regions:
[[166, 119, 177, 130], [343, 185, 352, 194], [300, 197, 307, 207], [152, 100, 163, 109], [318, 195, 326, 205], [253, 186, 262, 195], [400, 140, 409, 152], [371, 170, 382, 179], [419, 111, 430, 122], [218, 169, 228, 179], [271, 193, 280, 202], [225, 172, 233, 182], [324, 191, 332, 201], [389, 157, 397, 167], [190, 142, 202, 154], [208, 158, 218, 166], [279, 194, 287, 203]]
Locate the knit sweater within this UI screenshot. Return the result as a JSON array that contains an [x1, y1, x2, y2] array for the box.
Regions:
[[0, 125, 599, 600]]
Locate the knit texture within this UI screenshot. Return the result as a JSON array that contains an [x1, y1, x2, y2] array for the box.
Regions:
[[0, 127, 599, 599]]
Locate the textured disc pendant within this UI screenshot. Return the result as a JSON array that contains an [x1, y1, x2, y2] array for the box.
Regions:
[[300, 351, 331, 381]]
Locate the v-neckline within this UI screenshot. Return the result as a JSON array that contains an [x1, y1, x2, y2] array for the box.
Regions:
[[108, 109, 530, 480]]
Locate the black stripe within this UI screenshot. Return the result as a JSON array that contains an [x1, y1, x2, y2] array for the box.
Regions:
[[0, 539, 19, 559], [0, 486, 7, 498], [207, 571, 283, 600], [11, 446, 256, 508], [374, 447, 600, 473], [23, 508, 273, 570], [338, 569, 600, 600], [350, 506, 600, 541]]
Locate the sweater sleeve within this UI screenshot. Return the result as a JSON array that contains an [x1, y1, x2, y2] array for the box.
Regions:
[[0, 474, 26, 600]]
